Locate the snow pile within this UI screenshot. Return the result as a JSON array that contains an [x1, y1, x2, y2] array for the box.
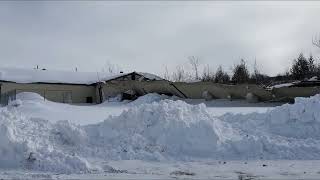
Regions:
[[8, 92, 45, 107], [222, 95, 320, 139], [0, 108, 92, 173], [2, 94, 320, 173], [85, 100, 235, 161], [16, 92, 45, 101], [87, 97, 320, 160], [129, 93, 178, 105]]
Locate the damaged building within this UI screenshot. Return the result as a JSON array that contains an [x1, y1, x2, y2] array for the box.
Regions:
[[0, 67, 320, 105]]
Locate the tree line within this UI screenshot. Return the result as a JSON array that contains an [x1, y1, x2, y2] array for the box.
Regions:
[[164, 37, 320, 84], [163, 53, 320, 84]]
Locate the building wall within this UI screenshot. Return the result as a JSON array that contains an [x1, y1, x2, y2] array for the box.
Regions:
[[99, 80, 186, 101], [7, 75, 320, 104], [0, 82, 97, 104], [171, 82, 274, 101], [271, 86, 320, 101], [100, 80, 320, 103], [100, 80, 274, 102]]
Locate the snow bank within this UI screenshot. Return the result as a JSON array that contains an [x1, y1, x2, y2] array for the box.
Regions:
[[129, 93, 169, 105], [8, 92, 46, 107], [129, 93, 179, 105], [85, 100, 235, 161], [2, 94, 320, 173], [87, 97, 320, 160], [222, 94, 320, 139], [16, 92, 45, 101], [0, 108, 92, 173]]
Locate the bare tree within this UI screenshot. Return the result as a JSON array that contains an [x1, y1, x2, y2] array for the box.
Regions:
[[250, 59, 269, 84], [102, 61, 122, 74], [163, 65, 171, 81], [201, 64, 214, 81], [251, 59, 260, 83], [188, 56, 200, 80], [312, 35, 320, 48], [172, 65, 186, 82], [253, 59, 259, 78]]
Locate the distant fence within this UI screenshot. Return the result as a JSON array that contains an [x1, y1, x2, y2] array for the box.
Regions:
[[0, 89, 16, 106]]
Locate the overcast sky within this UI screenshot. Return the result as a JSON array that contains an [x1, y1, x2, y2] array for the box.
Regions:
[[1, 1, 320, 77]]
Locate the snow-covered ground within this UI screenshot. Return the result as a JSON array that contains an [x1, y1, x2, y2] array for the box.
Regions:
[[11, 93, 278, 125], [1, 92, 320, 179], [2, 160, 320, 179]]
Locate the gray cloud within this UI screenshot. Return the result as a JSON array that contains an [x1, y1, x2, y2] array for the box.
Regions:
[[0, 1, 320, 76]]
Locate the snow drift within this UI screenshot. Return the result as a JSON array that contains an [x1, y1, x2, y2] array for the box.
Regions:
[[2, 93, 320, 173], [16, 92, 45, 101], [221, 95, 320, 139], [85, 100, 236, 161], [86, 97, 320, 161], [0, 108, 91, 173], [128, 93, 179, 105]]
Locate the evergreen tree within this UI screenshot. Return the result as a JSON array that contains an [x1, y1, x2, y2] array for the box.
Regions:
[[308, 54, 316, 77], [214, 66, 229, 83], [222, 72, 230, 83], [290, 53, 310, 80], [232, 59, 250, 83]]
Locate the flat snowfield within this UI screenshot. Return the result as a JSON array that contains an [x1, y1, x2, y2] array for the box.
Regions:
[[12, 93, 278, 125], [1, 92, 320, 179], [2, 160, 320, 179]]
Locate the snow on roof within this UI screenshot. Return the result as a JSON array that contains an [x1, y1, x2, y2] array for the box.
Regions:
[[136, 72, 163, 81], [0, 68, 162, 85], [308, 76, 318, 81], [266, 80, 307, 90], [270, 82, 296, 89]]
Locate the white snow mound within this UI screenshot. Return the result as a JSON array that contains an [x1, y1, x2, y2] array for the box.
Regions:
[[85, 100, 235, 161], [129, 93, 170, 105], [0, 108, 91, 173], [87, 97, 320, 160], [222, 94, 320, 139], [129, 93, 179, 105], [2, 94, 320, 173], [16, 92, 45, 101]]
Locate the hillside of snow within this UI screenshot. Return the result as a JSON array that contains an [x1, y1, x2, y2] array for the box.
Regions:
[[1, 93, 320, 175]]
